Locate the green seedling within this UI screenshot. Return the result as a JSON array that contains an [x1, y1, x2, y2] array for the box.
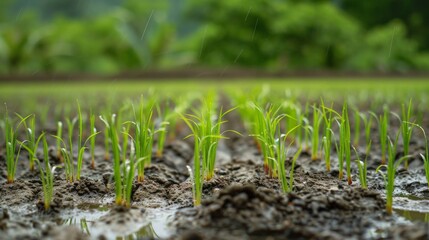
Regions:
[[272, 125, 302, 193], [56, 121, 63, 161], [133, 97, 156, 182], [376, 131, 411, 215], [101, 114, 122, 205], [122, 123, 131, 163], [155, 102, 170, 158], [294, 107, 304, 148], [400, 99, 414, 170], [104, 125, 110, 161], [251, 103, 285, 178], [100, 114, 144, 207], [353, 141, 371, 189], [321, 99, 334, 172], [341, 103, 352, 185], [184, 96, 237, 181], [35, 134, 59, 211], [332, 103, 352, 184], [303, 103, 311, 151], [407, 123, 429, 187], [16, 114, 37, 171], [372, 106, 389, 165], [89, 114, 97, 169], [55, 102, 98, 182], [4, 107, 29, 183], [181, 97, 237, 206], [282, 101, 301, 142], [310, 105, 322, 160], [353, 108, 361, 147]]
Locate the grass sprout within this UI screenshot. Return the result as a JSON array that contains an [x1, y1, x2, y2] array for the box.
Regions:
[[340, 103, 352, 185], [56, 121, 63, 161], [103, 123, 110, 161], [400, 99, 414, 169], [133, 97, 156, 182], [55, 102, 98, 182], [310, 105, 322, 160], [328, 103, 352, 183], [100, 114, 143, 207], [89, 113, 97, 169], [321, 99, 334, 172], [271, 125, 302, 193], [181, 96, 237, 206], [251, 103, 285, 178], [35, 134, 59, 211], [4, 107, 29, 183], [353, 108, 361, 147], [16, 114, 37, 171], [184, 95, 237, 181], [155, 102, 170, 158], [372, 106, 389, 165], [353, 141, 370, 189], [376, 131, 411, 215], [407, 122, 429, 187]]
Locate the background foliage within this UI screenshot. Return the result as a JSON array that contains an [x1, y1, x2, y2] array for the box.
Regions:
[[1, 0, 428, 74]]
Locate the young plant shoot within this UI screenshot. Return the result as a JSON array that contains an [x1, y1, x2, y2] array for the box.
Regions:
[[4, 108, 29, 183], [104, 125, 110, 161], [155, 102, 170, 158], [409, 123, 429, 187], [336, 103, 352, 184], [310, 105, 322, 160], [273, 125, 302, 193], [100, 114, 142, 207], [90, 114, 97, 169], [16, 114, 37, 171], [353, 141, 370, 189], [56, 121, 63, 161], [376, 131, 411, 215], [36, 134, 59, 211], [252, 103, 285, 178], [379, 106, 389, 165], [321, 100, 334, 172], [343, 104, 352, 185], [181, 96, 237, 205], [56, 102, 98, 182], [133, 97, 156, 182], [400, 99, 414, 170], [353, 108, 361, 147]]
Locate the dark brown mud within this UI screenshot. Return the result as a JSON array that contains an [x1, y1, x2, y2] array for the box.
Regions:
[[1, 116, 429, 240]]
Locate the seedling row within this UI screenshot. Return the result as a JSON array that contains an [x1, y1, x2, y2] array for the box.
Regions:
[[1, 88, 428, 217]]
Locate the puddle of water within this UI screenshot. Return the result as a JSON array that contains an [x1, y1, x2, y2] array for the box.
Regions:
[[59, 205, 176, 239], [394, 209, 429, 223], [397, 194, 429, 201], [392, 194, 429, 224], [58, 203, 110, 226]]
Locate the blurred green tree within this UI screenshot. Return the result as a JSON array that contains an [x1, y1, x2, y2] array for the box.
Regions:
[[345, 21, 429, 72], [340, 0, 429, 50], [185, 0, 360, 70]]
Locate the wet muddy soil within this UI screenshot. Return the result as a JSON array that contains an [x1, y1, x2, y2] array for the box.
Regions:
[[1, 124, 429, 239]]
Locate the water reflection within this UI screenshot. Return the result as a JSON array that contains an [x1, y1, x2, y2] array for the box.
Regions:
[[59, 206, 176, 239], [394, 209, 429, 223], [115, 223, 159, 240]]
